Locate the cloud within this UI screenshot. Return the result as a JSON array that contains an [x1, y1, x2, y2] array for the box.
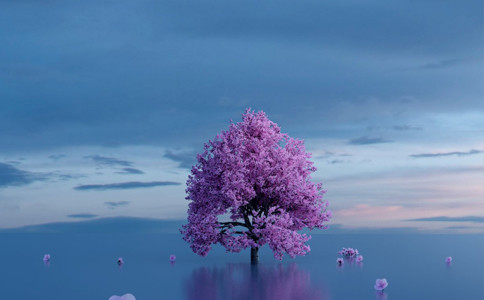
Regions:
[[319, 223, 421, 234], [407, 216, 484, 223], [67, 213, 98, 219], [117, 168, 144, 174], [85, 155, 133, 167], [348, 136, 392, 145], [446, 226, 476, 230], [0, 217, 185, 234], [104, 201, 130, 209], [48, 154, 67, 160], [74, 181, 181, 191], [392, 125, 422, 131], [419, 57, 476, 69], [410, 149, 484, 158], [328, 159, 345, 164], [0, 162, 39, 188], [337, 204, 403, 218], [315, 151, 352, 159], [0, 0, 481, 153], [164, 150, 197, 169]]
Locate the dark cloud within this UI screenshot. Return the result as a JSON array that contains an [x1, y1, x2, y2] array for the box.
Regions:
[[117, 168, 144, 174], [55, 173, 86, 181], [410, 149, 484, 158], [328, 159, 345, 164], [104, 201, 130, 209], [407, 216, 484, 223], [0, 217, 185, 234], [0, 163, 39, 188], [446, 226, 477, 230], [48, 154, 67, 160], [392, 125, 422, 131], [316, 151, 352, 159], [0, 163, 84, 187], [0, 0, 481, 152], [74, 181, 180, 191], [67, 213, 97, 219], [348, 136, 392, 145], [316, 151, 335, 159], [419, 57, 477, 69], [85, 155, 133, 167], [164, 150, 197, 169], [319, 223, 421, 234]]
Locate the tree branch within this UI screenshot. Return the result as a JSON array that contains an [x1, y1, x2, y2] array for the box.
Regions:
[[218, 221, 247, 228]]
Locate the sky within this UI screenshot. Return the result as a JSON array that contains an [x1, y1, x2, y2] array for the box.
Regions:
[[0, 0, 483, 233]]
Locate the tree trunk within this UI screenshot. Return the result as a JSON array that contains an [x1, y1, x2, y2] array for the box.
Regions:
[[251, 247, 259, 264]]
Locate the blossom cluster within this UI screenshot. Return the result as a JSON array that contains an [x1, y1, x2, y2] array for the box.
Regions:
[[336, 247, 363, 265], [337, 247, 359, 257]]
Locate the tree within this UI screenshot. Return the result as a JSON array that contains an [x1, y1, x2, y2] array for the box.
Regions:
[[181, 109, 331, 263]]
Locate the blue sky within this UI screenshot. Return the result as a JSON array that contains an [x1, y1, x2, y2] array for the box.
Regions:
[[0, 0, 483, 233]]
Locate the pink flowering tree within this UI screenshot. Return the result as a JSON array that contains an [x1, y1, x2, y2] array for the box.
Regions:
[[181, 109, 331, 263]]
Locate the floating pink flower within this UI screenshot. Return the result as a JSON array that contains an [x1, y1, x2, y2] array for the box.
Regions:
[[336, 258, 344, 265], [117, 257, 124, 266], [446, 256, 452, 263], [356, 255, 363, 263], [337, 247, 359, 257], [169, 254, 176, 262], [108, 293, 136, 300], [374, 278, 388, 291], [43, 254, 51, 262]]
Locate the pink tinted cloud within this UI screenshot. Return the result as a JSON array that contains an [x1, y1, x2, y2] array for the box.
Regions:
[[337, 204, 403, 218]]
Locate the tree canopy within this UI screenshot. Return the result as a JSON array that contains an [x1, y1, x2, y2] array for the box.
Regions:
[[181, 109, 331, 261]]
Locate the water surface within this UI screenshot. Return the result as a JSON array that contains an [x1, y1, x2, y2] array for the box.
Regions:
[[0, 233, 482, 299]]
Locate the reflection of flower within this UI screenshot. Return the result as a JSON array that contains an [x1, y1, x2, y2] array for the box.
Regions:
[[185, 263, 328, 300], [170, 254, 176, 262], [43, 254, 51, 262], [108, 293, 136, 300], [445, 256, 452, 263], [356, 255, 363, 263], [375, 290, 388, 300], [117, 257, 124, 266], [336, 258, 344, 265], [374, 278, 388, 291]]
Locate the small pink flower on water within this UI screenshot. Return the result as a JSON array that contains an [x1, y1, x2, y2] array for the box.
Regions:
[[338, 247, 359, 257], [374, 278, 388, 291], [169, 254, 176, 262], [108, 293, 136, 300], [337, 258, 344, 265], [43, 254, 50, 262], [117, 257, 124, 265], [446, 256, 452, 263], [356, 255, 363, 263]]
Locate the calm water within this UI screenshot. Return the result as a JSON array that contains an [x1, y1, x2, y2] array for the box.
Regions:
[[0, 233, 482, 299]]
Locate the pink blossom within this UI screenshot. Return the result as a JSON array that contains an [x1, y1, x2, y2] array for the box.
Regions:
[[337, 247, 359, 257], [43, 254, 51, 262], [374, 278, 388, 291], [170, 254, 176, 262], [356, 255, 363, 262], [117, 257, 124, 266], [446, 256, 452, 263], [336, 258, 344, 265], [181, 109, 331, 261], [108, 293, 136, 300]]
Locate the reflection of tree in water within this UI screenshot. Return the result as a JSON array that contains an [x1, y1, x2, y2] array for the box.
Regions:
[[185, 263, 328, 300]]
